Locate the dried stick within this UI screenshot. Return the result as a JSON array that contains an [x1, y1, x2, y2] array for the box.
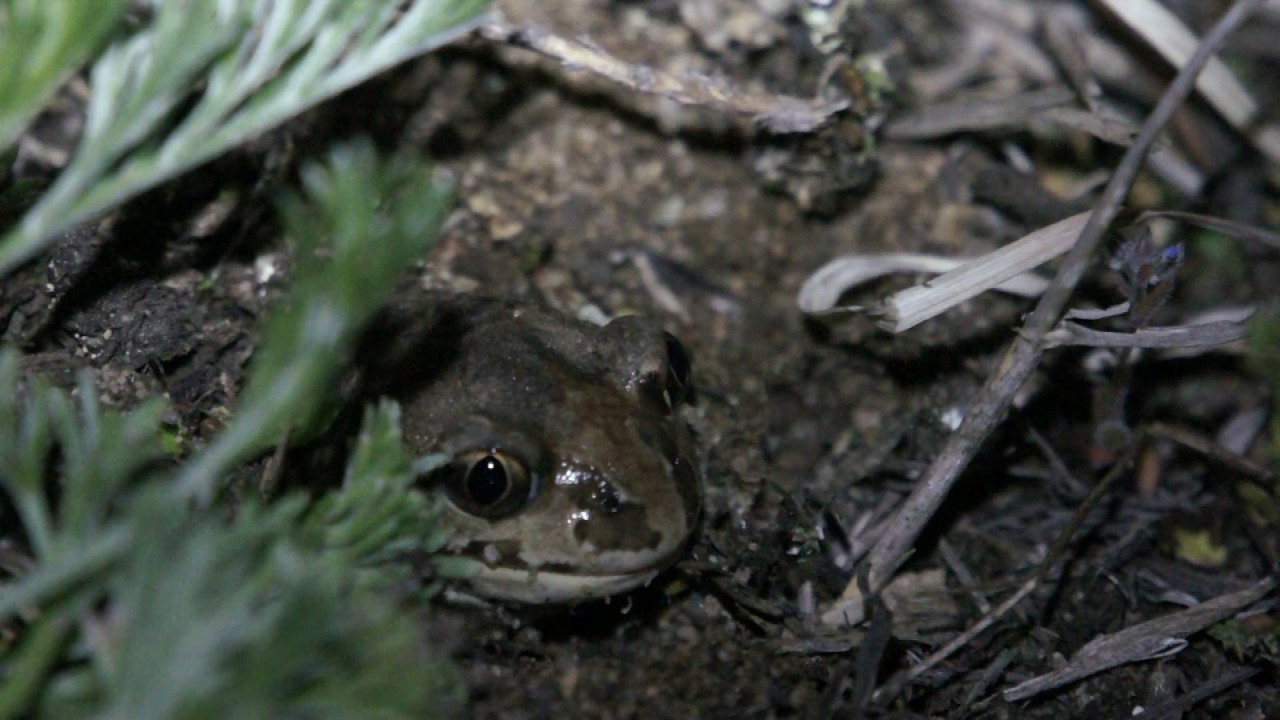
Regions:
[[478, 18, 846, 132], [863, 0, 1266, 592], [1003, 576, 1275, 701]]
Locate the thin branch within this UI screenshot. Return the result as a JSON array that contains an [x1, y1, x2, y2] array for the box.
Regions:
[[1147, 422, 1274, 484], [1137, 209, 1280, 251], [1041, 314, 1253, 350]]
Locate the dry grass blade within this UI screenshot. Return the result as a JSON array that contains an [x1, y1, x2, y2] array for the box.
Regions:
[[796, 253, 1048, 318], [1043, 17, 1099, 111], [871, 212, 1090, 332], [1097, 0, 1280, 163]]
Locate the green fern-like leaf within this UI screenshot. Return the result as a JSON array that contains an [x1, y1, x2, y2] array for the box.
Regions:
[[0, 0, 488, 276], [0, 0, 128, 149], [175, 139, 452, 502]]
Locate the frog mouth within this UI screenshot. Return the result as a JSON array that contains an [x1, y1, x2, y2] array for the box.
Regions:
[[454, 558, 674, 604]]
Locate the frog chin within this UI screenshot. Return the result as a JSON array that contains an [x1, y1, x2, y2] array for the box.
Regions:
[[459, 563, 666, 604]]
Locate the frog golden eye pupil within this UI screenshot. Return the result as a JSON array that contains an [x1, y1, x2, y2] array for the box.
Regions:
[[443, 449, 534, 520], [467, 455, 509, 506]]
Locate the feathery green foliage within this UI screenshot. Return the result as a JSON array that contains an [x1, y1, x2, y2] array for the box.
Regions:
[[0, 144, 465, 718], [0, 0, 129, 149], [305, 402, 456, 585], [0, 381, 464, 719], [0, 0, 489, 276], [1, 2, 486, 715], [87, 405, 464, 720], [0, 360, 166, 620], [175, 140, 452, 503]]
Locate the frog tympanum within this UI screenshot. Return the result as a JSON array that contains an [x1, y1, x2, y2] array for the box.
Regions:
[[395, 297, 701, 603]]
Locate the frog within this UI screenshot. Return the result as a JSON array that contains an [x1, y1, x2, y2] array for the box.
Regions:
[[388, 296, 701, 603]]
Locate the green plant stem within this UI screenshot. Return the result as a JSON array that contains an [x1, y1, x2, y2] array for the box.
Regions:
[[0, 614, 73, 720]]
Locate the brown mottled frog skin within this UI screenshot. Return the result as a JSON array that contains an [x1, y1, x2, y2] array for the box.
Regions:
[[395, 297, 701, 603]]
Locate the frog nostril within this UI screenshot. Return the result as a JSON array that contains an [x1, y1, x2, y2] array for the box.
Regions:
[[662, 332, 691, 409]]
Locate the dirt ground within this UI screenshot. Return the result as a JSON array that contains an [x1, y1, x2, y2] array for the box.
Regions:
[[5, 1, 1279, 718]]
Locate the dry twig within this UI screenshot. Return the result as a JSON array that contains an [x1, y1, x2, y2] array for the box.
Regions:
[[1147, 422, 1274, 484], [1040, 312, 1253, 350], [872, 438, 1138, 705], [478, 18, 847, 133], [1137, 209, 1280, 251], [883, 85, 1078, 139], [1003, 576, 1275, 702]]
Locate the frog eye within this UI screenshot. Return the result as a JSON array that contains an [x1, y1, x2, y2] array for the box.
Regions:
[[443, 450, 535, 520], [663, 332, 691, 409]]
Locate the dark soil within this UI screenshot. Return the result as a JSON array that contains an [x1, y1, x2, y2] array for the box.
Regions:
[[4, 1, 1278, 718]]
